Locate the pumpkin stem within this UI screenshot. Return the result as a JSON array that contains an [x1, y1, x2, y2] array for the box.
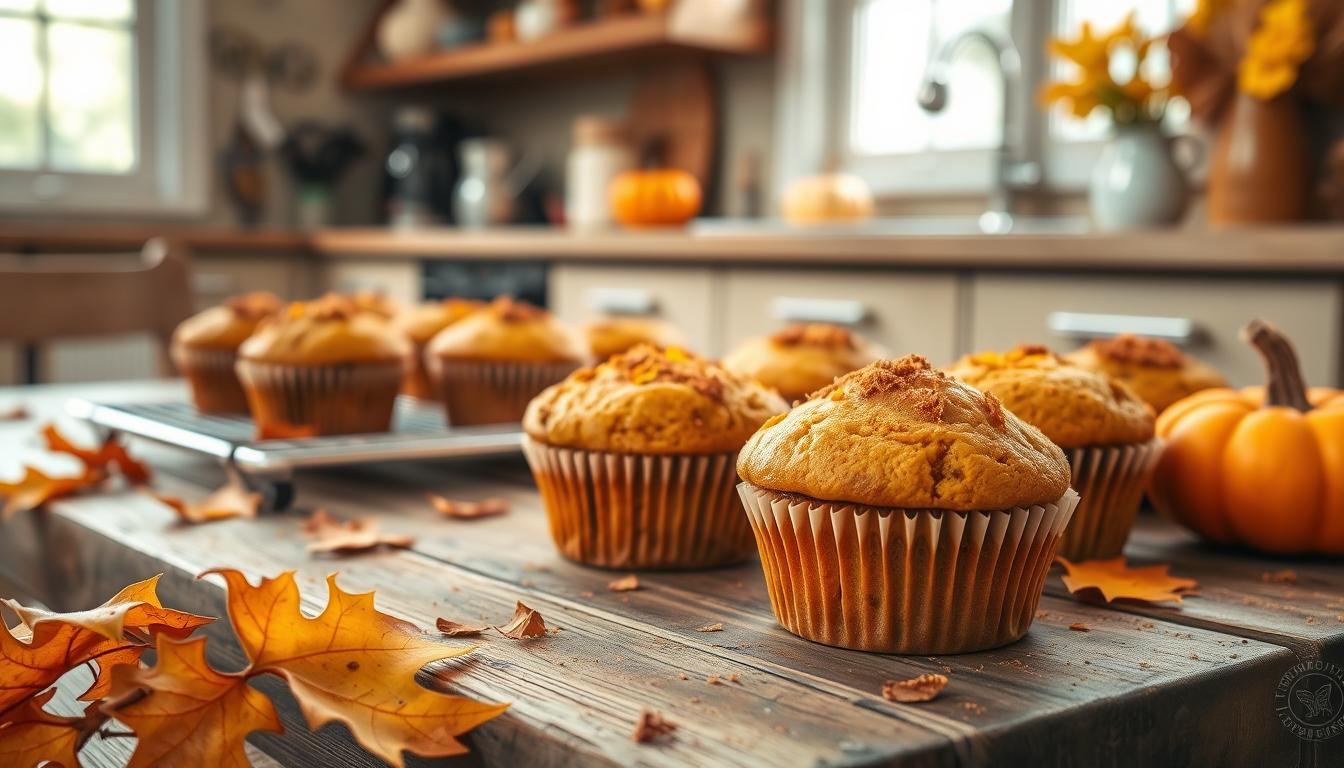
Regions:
[[1242, 319, 1312, 412]]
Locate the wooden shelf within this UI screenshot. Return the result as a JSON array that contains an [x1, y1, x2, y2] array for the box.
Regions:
[[0, 226, 309, 253], [341, 12, 771, 91]]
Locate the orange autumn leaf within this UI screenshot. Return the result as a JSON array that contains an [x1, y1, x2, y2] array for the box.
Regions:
[[436, 618, 488, 638], [303, 510, 415, 555], [0, 465, 100, 520], [143, 482, 262, 524], [107, 635, 281, 768], [427, 494, 509, 520], [1056, 556, 1198, 605], [608, 575, 641, 592], [494, 601, 547, 640], [42, 423, 151, 485], [79, 645, 143, 703], [0, 574, 212, 718], [202, 569, 508, 765], [0, 403, 28, 421], [0, 689, 105, 768], [632, 708, 677, 744]]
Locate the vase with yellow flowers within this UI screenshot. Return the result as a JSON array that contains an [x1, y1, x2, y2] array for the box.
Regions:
[[1043, 14, 1194, 231]]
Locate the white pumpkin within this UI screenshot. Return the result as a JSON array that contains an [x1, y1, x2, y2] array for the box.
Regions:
[[781, 173, 875, 225]]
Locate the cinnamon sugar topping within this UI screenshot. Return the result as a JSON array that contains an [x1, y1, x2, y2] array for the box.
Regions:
[[225, 291, 281, 321], [1088, 334, 1184, 368], [770, 323, 857, 350], [486, 296, 548, 323], [613, 345, 725, 401]]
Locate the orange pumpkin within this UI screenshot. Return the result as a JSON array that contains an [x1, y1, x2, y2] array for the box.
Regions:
[[609, 140, 701, 228], [1149, 320, 1344, 554]]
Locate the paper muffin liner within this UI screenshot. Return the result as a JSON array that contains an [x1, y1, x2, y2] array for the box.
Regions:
[[428, 357, 581, 426], [522, 437, 754, 569], [402, 342, 437, 401], [172, 344, 250, 415], [235, 358, 405, 437], [739, 482, 1079, 654], [1058, 438, 1164, 561]]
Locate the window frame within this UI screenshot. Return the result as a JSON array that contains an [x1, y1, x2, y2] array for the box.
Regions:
[[0, 0, 208, 215]]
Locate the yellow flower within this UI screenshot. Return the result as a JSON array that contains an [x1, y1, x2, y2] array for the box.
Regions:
[[1186, 0, 1231, 38], [1041, 12, 1163, 123], [1239, 0, 1315, 99]]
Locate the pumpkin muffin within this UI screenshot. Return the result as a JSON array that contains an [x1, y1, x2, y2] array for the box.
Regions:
[[395, 298, 485, 399], [523, 344, 787, 569], [736, 355, 1077, 654], [236, 295, 411, 437], [425, 297, 591, 426], [1066, 334, 1227, 413], [346, 290, 404, 320], [172, 292, 281, 414], [585, 316, 688, 360], [723, 324, 885, 402], [945, 344, 1160, 560]]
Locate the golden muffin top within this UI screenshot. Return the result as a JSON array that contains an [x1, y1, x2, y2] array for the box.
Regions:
[[944, 344, 1155, 448], [426, 297, 590, 364], [346, 290, 404, 320], [396, 298, 486, 345], [723, 323, 886, 402], [1066, 334, 1227, 413], [524, 344, 789, 454], [173, 292, 282, 350], [238, 295, 411, 366], [585, 316, 689, 360], [737, 355, 1070, 511]]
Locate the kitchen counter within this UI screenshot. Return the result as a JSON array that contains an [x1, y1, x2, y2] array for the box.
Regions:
[[3, 381, 1342, 766]]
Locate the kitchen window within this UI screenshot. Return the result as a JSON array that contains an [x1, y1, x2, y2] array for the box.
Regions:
[[0, 0, 207, 214], [776, 0, 1197, 198]]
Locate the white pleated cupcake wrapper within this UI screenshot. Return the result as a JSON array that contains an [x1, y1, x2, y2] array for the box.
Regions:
[[172, 345, 249, 414], [522, 437, 753, 569], [428, 357, 582, 426], [1059, 438, 1165, 561], [739, 482, 1079, 655], [234, 359, 406, 436]]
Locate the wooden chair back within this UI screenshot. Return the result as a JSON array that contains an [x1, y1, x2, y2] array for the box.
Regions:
[[0, 238, 194, 382]]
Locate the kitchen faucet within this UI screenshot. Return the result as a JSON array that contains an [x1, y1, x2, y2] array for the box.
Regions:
[[918, 29, 1042, 234]]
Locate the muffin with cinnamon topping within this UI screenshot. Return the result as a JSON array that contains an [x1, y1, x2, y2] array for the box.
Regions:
[[172, 291, 282, 414], [1066, 334, 1226, 413], [426, 297, 590, 426], [945, 344, 1160, 560], [236, 295, 411, 437], [723, 324, 885, 401], [584, 316, 688, 360], [736, 355, 1076, 653], [394, 298, 485, 399], [523, 345, 787, 569]]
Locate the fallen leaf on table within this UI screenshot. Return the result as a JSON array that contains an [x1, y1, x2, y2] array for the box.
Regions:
[[494, 601, 547, 639], [632, 709, 677, 743], [105, 635, 282, 767], [0, 465, 100, 520], [202, 569, 507, 764], [427, 494, 509, 520], [608, 574, 641, 592], [303, 509, 415, 555], [43, 423, 151, 485], [1056, 556, 1198, 605], [694, 623, 723, 633], [882, 673, 948, 703], [0, 689, 106, 768], [0, 404, 28, 421], [1262, 569, 1298, 584], [436, 618, 489, 638], [1068, 622, 1091, 632], [0, 574, 212, 716], [143, 482, 262, 524]]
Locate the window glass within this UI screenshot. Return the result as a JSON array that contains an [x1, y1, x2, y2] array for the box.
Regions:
[[0, 17, 42, 169], [42, 0, 134, 22], [47, 21, 136, 172]]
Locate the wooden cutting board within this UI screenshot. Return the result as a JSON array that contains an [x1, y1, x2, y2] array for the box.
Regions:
[[627, 60, 717, 190]]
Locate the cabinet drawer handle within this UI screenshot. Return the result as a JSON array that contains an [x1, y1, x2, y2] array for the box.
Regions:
[[1047, 312, 1197, 345], [588, 287, 656, 316], [772, 297, 868, 326]]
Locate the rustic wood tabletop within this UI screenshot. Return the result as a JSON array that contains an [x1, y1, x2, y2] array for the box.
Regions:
[[2, 381, 1342, 768]]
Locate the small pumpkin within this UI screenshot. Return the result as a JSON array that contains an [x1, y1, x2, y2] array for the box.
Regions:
[[781, 172, 875, 225], [609, 139, 701, 228], [1149, 320, 1344, 554]]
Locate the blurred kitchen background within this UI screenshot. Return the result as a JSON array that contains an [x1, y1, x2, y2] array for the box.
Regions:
[[3, 0, 1343, 388]]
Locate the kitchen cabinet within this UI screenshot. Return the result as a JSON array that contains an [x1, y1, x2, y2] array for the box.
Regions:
[[549, 264, 720, 355], [720, 268, 961, 364], [969, 274, 1342, 386]]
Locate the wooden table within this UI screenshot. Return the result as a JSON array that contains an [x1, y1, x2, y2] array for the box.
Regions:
[[3, 382, 1342, 768]]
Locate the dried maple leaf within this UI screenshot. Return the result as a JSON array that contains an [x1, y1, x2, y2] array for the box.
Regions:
[[143, 482, 261, 524], [107, 635, 282, 767], [303, 510, 415, 556], [42, 423, 151, 485], [695, 623, 723, 632], [494, 601, 547, 639], [0, 465, 99, 520], [1056, 557, 1198, 605], [0, 574, 212, 718], [0, 689, 106, 768], [632, 709, 676, 743], [203, 569, 507, 765], [608, 575, 641, 592], [882, 673, 948, 703], [427, 494, 509, 520], [436, 618, 488, 638]]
